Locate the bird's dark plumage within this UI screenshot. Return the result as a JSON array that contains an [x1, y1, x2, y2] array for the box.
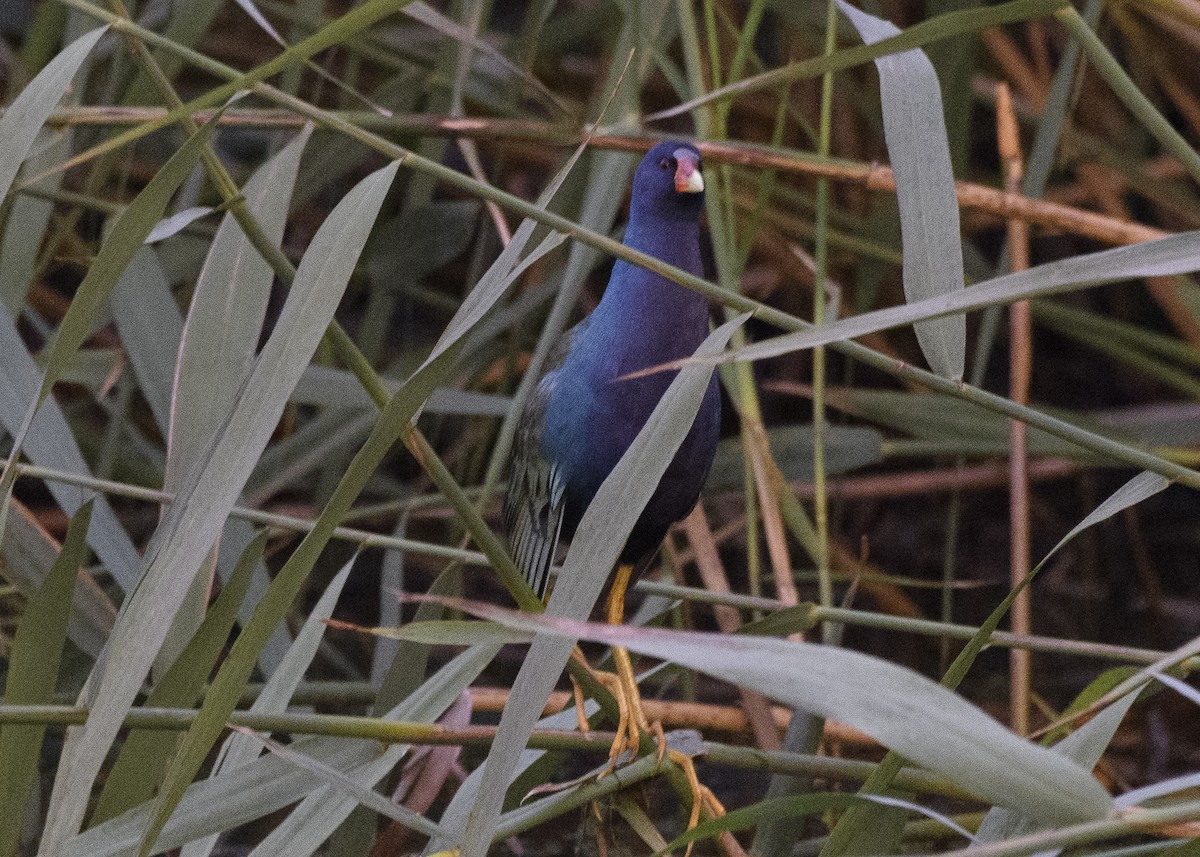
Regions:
[[504, 142, 719, 598]]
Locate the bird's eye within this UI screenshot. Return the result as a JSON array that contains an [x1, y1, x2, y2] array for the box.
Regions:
[[659, 158, 672, 171]]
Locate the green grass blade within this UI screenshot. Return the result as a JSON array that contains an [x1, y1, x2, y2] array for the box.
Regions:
[[35, 119, 215, 408], [837, 1, 965, 379], [0, 26, 106, 204], [180, 554, 357, 857], [166, 123, 312, 493], [109, 248, 185, 432], [824, 470, 1168, 854], [88, 531, 267, 826], [0, 115, 215, 526], [0, 308, 141, 588], [0, 501, 93, 857], [0, 131, 70, 313], [0, 500, 115, 657], [126, 161, 399, 857], [977, 689, 1139, 842], [181, 549, 358, 857]]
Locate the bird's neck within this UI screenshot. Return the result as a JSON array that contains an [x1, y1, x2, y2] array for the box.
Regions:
[[590, 217, 708, 354]]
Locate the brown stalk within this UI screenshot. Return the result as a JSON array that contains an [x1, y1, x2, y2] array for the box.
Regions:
[[679, 506, 782, 750], [32, 107, 1172, 248], [998, 83, 1033, 737], [980, 27, 1048, 113], [467, 686, 875, 747], [743, 420, 799, 610]]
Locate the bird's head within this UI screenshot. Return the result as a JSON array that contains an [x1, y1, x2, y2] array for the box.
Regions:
[[629, 141, 705, 223]]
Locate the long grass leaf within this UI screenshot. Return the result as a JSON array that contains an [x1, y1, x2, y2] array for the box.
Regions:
[[127, 161, 399, 857], [71, 737, 403, 857], [180, 552, 357, 857], [0, 500, 115, 657], [167, 124, 312, 493], [436, 597, 1113, 827], [837, 1, 965, 379], [721, 231, 1200, 365], [65, 646, 495, 857], [0, 131, 70, 313], [0, 26, 106, 203], [109, 248, 185, 432], [0, 308, 141, 588], [824, 470, 1169, 854], [0, 115, 216, 534], [976, 690, 1139, 843], [0, 501, 92, 857], [88, 532, 267, 826], [35, 120, 215, 407]]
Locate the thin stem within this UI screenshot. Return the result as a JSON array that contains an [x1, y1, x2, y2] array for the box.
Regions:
[[812, 0, 838, 626]]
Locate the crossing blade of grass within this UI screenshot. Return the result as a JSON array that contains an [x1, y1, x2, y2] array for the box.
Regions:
[[0, 235, 153, 591], [0, 26, 106, 203], [424, 704, 600, 853], [127, 161, 399, 857], [179, 551, 356, 857], [63, 645, 496, 857], [976, 683, 1140, 843], [88, 531, 267, 826], [34, 120, 216, 410], [431, 594, 1113, 828], [720, 230, 1200, 366], [167, 123, 312, 494], [216, 519, 293, 674], [223, 726, 440, 840], [837, 1, 965, 380], [157, 123, 311, 677], [191, 559, 363, 857], [35, 160, 399, 857], [0, 501, 92, 857], [451, 314, 750, 857]]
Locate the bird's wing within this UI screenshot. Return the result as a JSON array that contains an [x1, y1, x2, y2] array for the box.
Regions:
[[503, 373, 566, 599], [503, 320, 586, 599]]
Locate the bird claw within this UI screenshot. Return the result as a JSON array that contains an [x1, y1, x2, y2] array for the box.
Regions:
[[572, 648, 724, 857], [569, 646, 663, 773]]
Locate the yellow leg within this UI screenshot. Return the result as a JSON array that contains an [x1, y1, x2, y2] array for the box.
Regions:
[[587, 566, 725, 845], [607, 564, 651, 763]]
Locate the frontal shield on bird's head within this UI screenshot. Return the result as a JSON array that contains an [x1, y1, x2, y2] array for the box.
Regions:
[[673, 148, 704, 193]]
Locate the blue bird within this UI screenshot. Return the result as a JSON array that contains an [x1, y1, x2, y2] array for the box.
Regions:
[[504, 141, 717, 760]]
